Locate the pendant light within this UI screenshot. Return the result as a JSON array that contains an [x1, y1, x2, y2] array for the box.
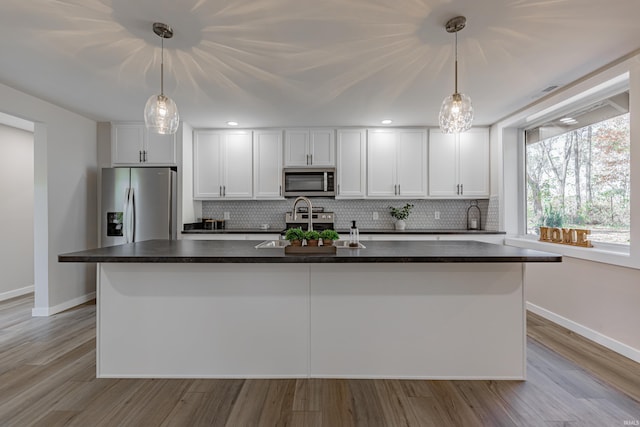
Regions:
[[438, 16, 473, 134], [144, 22, 179, 135]]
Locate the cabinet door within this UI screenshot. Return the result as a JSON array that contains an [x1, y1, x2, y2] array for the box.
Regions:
[[223, 131, 253, 198], [428, 130, 458, 197], [145, 131, 176, 165], [367, 130, 397, 198], [284, 129, 310, 166], [193, 131, 223, 199], [396, 129, 427, 197], [112, 123, 144, 165], [458, 128, 489, 197], [309, 129, 335, 166], [254, 130, 284, 199], [336, 129, 366, 198]]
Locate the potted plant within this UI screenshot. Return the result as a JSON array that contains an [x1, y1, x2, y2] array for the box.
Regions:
[[389, 203, 414, 230], [285, 227, 305, 246], [304, 230, 321, 246], [319, 229, 340, 246]]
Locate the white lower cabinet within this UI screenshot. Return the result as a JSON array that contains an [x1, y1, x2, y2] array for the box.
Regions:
[[193, 130, 253, 199], [429, 128, 489, 198], [367, 129, 427, 198]]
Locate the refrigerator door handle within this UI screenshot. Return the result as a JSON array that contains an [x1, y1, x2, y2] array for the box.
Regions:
[[123, 188, 135, 243]]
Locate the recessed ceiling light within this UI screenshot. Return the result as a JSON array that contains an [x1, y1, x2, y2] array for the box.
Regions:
[[381, 119, 393, 125], [559, 117, 577, 124], [227, 121, 239, 126]]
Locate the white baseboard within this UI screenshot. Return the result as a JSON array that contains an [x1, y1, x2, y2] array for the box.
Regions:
[[32, 292, 96, 317], [0, 285, 34, 302], [527, 302, 640, 363]]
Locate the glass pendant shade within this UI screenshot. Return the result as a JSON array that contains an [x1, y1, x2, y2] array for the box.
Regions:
[[438, 92, 474, 134], [144, 94, 179, 135]]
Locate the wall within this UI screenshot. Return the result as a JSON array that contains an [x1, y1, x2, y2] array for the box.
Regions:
[[0, 82, 97, 316], [202, 198, 493, 231], [0, 124, 34, 300], [526, 258, 640, 360]]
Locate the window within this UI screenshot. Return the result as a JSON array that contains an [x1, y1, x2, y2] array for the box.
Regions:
[[525, 91, 630, 245]]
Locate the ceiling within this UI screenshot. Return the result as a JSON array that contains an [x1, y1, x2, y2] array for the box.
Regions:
[[1, 0, 639, 129]]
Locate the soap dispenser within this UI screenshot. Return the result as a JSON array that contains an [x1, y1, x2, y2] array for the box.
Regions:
[[349, 220, 360, 247]]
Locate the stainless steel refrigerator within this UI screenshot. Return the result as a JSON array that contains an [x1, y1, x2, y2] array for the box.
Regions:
[[101, 167, 177, 247]]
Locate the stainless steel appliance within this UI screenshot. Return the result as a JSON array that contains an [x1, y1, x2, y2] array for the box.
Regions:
[[283, 167, 335, 197], [285, 206, 335, 231], [101, 167, 177, 247]]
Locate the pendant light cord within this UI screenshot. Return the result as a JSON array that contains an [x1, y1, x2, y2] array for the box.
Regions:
[[454, 31, 458, 95], [160, 36, 165, 96]]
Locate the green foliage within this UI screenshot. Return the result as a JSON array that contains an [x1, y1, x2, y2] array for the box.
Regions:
[[304, 230, 320, 241], [285, 227, 305, 242], [319, 229, 340, 241], [388, 203, 414, 220], [542, 205, 564, 228]]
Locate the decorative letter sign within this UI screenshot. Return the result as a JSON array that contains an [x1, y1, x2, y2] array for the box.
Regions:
[[539, 227, 593, 248]]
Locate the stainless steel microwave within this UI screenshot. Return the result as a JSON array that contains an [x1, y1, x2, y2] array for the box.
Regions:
[[283, 168, 336, 197]]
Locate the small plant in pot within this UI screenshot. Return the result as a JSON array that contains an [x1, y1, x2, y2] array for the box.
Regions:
[[319, 229, 340, 246], [285, 227, 305, 246], [304, 230, 321, 246], [389, 203, 414, 230]]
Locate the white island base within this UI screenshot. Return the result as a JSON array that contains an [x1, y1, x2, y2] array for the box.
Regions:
[[98, 263, 525, 379]]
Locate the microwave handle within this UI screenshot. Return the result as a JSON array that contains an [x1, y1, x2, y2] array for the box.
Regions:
[[324, 172, 327, 191]]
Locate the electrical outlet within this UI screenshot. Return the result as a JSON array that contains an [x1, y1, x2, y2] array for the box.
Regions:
[[434, 211, 440, 220], [224, 212, 230, 220], [372, 211, 379, 220]]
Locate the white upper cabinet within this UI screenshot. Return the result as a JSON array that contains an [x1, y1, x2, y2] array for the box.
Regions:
[[253, 130, 284, 199], [193, 130, 253, 200], [428, 128, 489, 198], [336, 129, 366, 199], [284, 129, 335, 166], [367, 129, 427, 199], [111, 122, 176, 166]]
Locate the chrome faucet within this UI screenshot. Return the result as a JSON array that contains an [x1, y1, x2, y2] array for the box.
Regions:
[[292, 196, 313, 231]]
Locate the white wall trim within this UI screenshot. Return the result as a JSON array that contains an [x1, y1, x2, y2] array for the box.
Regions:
[[31, 291, 96, 317], [527, 302, 640, 363], [0, 285, 34, 302]]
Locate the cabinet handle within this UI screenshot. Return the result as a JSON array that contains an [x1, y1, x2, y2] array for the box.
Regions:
[[310, 154, 313, 165], [337, 184, 340, 194], [460, 184, 463, 195], [144, 151, 147, 162], [219, 186, 222, 197], [139, 151, 142, 163], [398, 184, 401, 195], [279, 185, 282, 196], [456, 184, 460, 195], [223, 186, 226, 197]]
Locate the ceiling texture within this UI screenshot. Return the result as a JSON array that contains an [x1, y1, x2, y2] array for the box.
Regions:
[[1, 0, 640, 129]]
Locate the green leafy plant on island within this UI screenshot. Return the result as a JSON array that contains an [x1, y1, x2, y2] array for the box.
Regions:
[[304, 230, 321, 241], [389, 203, 414, 221], [285, 227, 305, 244], [319, 229, 340, 241]]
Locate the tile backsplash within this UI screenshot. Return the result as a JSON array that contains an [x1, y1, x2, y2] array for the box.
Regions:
[[202, 198, 497, 231]]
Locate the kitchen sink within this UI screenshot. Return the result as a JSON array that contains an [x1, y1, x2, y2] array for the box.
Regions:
[[333, 241, 366, 249], [255, 240, 290, 249]]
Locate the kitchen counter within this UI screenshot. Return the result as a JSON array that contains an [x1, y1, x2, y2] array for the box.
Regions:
[[59, 239, 559, 263], [181, 227, 505, 235], [62, 240, 560, 380]]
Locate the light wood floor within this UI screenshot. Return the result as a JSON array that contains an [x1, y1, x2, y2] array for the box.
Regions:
[[0, 294, 638, 426]]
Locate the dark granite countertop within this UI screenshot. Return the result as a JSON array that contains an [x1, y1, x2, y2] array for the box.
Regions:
[[182, 228, 285, 234], [59, 239, 560, 264], [182, 228, 505, 235]]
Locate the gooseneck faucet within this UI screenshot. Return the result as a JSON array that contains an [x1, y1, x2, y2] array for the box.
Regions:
[[292, 196, 313, 231]]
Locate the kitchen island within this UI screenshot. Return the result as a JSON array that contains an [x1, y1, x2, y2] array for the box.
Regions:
[[59, 240, 561, 379]]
